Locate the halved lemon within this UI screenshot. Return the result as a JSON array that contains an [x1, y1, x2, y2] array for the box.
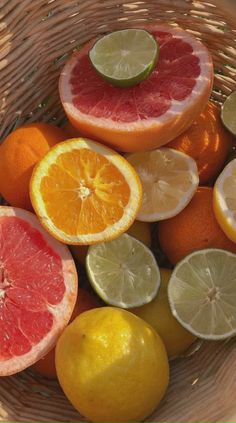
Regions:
[[126, 148, 199, 222], [30, 138, 142, 244], [214, 158, 236, 243], [168, 248, 236, 340]]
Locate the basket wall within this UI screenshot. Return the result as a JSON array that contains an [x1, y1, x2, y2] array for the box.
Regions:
[[0, 0, 236, 421]]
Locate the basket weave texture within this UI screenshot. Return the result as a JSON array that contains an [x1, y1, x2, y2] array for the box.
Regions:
[[0, 0, 236, 421]]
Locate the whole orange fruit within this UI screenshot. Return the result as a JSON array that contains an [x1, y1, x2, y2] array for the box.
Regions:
[[167, 101, 232, 184], [0, 123, 68, 210], [158, 187, 236, 265], [32, 288, 100, 379]]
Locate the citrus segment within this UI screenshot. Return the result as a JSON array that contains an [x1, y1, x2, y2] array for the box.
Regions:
[[214, 159, 236, 243], [86, 234, 160, 308], [30, 138, 142, 244], [60, 23, 213, 152], [168, 249, 236, 340], [89, 28, 158, 87], [0, 206, 77, 376], [126, 148, 199, 222]]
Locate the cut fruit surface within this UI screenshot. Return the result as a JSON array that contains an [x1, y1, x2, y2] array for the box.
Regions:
[[168, 249, 236, 340], [221, 91, 236, 136], [89, 28, 159, 87], [30, 138, 142, 245], [86, 233, 160, 308], [126, 148, 199, 222], [0, 206, 77, 376], [60, 23, 213, 152], [214, 159, 236, 243]]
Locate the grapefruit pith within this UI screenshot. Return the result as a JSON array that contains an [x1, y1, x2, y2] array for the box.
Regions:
[[0, 206, 78, 376], [59, 23, 214, 152]]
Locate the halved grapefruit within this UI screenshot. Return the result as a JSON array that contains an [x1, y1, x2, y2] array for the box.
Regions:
[[0, 206, 78, 376], [59, 23, 214, 152]]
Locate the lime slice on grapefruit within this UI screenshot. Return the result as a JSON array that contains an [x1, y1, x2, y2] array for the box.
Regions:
[[221, 91, 236, 136], [89, 28, 159, 88], [59, 23, 213, 152], [86, 233, 160, 308], [0, 206, 78, 376], [168, 248, 236, 340]]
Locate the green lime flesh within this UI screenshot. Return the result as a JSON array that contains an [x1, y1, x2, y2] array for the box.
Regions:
[[86, 233, 161, 308], [89, 28, 159, 88]]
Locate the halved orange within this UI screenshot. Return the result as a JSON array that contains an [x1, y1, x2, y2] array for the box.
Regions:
[[30, 138, 142, 244]]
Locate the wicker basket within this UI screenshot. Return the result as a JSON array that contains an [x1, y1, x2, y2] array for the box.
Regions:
[[1, 0, 236, 421]]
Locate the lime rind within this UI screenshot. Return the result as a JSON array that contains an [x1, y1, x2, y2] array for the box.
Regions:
[[89, 28, 159, 88], [168, 248, 236, 340], [221, 91, 236, 136], [86, 233, 161, 308]]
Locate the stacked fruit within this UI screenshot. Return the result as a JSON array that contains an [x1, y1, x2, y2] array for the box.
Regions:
[[0, 23, 236, 423]]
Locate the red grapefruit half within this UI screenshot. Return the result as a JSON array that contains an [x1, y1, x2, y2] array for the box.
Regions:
[[59, 23, 214, 152], [0, 206, 78, 376]]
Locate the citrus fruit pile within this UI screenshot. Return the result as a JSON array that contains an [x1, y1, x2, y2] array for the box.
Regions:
[[0, 22, 236, 423]]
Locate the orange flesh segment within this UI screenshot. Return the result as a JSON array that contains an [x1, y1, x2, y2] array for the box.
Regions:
[[40, 149, 131, 235]]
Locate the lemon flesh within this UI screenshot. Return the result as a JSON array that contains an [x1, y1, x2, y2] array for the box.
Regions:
[[126, 148, 199, 222]]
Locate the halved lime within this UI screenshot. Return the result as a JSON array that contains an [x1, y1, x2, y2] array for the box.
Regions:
[[221, 91, 236, 136], [168, 249, 236, 340], [86, 233, 160, 308], [89, 28, 159, 88]]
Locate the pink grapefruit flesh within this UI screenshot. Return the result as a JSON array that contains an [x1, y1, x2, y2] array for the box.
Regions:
[[59, 23, 214, 152], [0, 206, 78, 376]]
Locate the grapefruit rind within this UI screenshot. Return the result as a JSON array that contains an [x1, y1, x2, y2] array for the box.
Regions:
[[0, 206, 78, 376], [59, 23, 214, 152]]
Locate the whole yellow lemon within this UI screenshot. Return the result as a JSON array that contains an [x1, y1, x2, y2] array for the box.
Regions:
[[56, 307, 169, 422], [132, 268, 196, 358]]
